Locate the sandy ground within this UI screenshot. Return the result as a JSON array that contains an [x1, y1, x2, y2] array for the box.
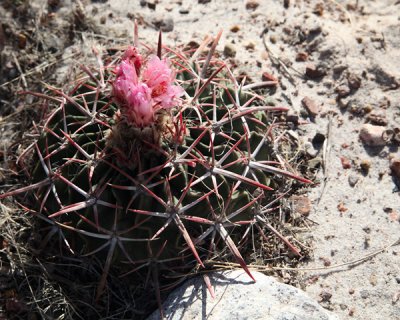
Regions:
[[1, 0, 399, 319]]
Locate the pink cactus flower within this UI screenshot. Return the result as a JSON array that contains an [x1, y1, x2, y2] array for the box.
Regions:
[[113, 61, 154, 126], [125, 83, 153, 126], [112, 50, 183, 127], [113, 61, 138, 103], [142, 56, 184, 109], [122, 46, 143, 75]]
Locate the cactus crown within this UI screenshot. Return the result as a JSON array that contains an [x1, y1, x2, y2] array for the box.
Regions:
[[1, 28, 311, 315]]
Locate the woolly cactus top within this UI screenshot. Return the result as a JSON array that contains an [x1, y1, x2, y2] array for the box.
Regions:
[[112, 46, 183, 127]]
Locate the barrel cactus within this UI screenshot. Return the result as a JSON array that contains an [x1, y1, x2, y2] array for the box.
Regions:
[[1, 28, 311, 305]]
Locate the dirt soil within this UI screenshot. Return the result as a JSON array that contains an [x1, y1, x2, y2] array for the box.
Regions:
[[1, 1, 399, 320]]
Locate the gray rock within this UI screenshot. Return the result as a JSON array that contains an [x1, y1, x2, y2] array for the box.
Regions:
[[147, 270, 339, 320]]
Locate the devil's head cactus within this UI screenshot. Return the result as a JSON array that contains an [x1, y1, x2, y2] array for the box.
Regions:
[[1, 29, 311, 303]]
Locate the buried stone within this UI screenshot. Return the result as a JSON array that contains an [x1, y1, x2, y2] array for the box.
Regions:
[[147, 270, 339, 320]]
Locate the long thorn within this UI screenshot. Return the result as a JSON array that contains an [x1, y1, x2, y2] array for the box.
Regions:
[[157, 30, 162, 58], [200, 30, 223, 79], [134, 20, 139, 47]]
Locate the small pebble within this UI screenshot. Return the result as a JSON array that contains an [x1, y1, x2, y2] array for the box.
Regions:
[[388, 209, 399, 222], [320, 256, 331, 266], [319, 290, 332, 302], [360, 159, 371, 173], [289, 195, 312, 216], [333, 64, 348, 75], [360, 290, 369, 299], [230, 25, 240, 33], [305, 142, 318, 157], [382, 129, 394, 142], [390, 158, 400, 180], [261, 72, 278, 82], [363, 104, 373, 113], [311, 24, 323, 36], [362, 226, 371, 233], [364, 235, 371, 250], [337, 202, 348, 213], [302, 96, 320, 117], [152, 17, 174, 32], [340, 156, 351, 169], [245, 42, 255, 51], [366, 111, 388, 126], [284, 0, 290, 8], [359, 124, 388, 146], [147, 0, 156, 10], [296, 51, 308, 62], [393, 128, 400, 144], [286, 111, 299, 124], [323, 79, 333, 88], [347, 73, 362, 90], [185, 41, 200, 50], [336, 84, 351, 98], [246, 0, 260, 10], [305, 63, 326, 78], [313, 3, 324, 16], [369, 274, 377, 286], [348, 174, 359, 187], [223, 43, 236, 57]]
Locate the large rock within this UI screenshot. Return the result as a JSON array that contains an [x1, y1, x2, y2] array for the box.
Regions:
[[147, 270, 339, 320]]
